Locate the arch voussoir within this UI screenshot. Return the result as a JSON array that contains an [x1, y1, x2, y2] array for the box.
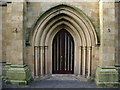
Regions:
[[31, 4, 98, 78]]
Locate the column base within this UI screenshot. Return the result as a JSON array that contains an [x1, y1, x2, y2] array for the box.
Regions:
[[5, 64, 33, 85], [95, 66, 119, 87], [76, 75, 94, 82], [34, 74, 52, 81]]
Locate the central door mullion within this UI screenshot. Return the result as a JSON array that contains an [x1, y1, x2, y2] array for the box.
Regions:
[[60, 32, 62, 72], [62, 30, 65, 73], [60, 30, 64, 73]]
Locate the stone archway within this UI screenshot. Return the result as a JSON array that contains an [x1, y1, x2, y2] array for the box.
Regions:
[[29, 4, 98, 78]]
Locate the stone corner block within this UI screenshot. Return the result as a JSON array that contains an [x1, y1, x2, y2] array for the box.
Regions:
[[5, 64, 33, 85], [115, 64, 120, 83], [3, 63, 11, 78], [95, 66, 119, 87]]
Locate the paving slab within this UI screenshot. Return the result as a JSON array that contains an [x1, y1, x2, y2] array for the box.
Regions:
[[2, 75, 99, 88], [2, 74, 119, 88]]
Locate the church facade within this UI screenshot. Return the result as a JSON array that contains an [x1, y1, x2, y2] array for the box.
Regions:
[[0, 0, 120, 87]]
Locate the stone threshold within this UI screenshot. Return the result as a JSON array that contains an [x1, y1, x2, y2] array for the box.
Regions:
[[34, 74, 94, 81]]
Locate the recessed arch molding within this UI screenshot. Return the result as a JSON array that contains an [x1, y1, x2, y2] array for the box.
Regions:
[[29, 4, 99, 78]]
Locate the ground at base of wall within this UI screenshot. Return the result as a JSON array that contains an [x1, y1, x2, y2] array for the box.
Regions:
[[2, 75, 119, 88]]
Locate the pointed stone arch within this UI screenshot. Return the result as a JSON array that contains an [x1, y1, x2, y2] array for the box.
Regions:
[[30, 4, 98, 78]]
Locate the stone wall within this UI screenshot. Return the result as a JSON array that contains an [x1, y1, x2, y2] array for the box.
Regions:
[[2, 6, 7, 63], [0, 6, 2, 63], [1, 0, 119, 86], [26, 2, 100, 41], [95, 1, 119, 86], [0, 4, 7, 63], [115, 2, 120, 66], [118, 3, 120, 67], [5, 1, 33, 85], [25, 2, 100, 76], [5, 2, 12, 64], [115, 2, 120, 82]]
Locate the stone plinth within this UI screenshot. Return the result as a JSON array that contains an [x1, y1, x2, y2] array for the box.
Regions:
[[115, 65, 120, 82], [95, 1, 120, 87], [95, 66, 119, 87], [5, 64, 33, 85]]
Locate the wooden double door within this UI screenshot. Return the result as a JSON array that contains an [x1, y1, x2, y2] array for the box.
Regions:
[[52, 29, 74, 74]]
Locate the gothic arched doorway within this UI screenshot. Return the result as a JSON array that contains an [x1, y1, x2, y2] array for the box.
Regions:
[[30, 4, 98, 79], [52, 29, 74, 74]]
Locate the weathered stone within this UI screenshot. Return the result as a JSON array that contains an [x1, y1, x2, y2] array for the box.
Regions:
[[1, 0, 120, 87], [95, 66, 119, 87], [5, 64, 33, 85]]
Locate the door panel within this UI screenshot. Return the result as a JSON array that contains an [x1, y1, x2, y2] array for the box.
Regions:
[[52, 29, 74, 74]]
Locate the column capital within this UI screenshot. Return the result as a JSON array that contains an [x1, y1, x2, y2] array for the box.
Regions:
[[44, 46, 48, 48], [87, 46, 92, 50], [78, 46, 82, 48], [82, 46, 87, 50], [40, 46, 44, 48]]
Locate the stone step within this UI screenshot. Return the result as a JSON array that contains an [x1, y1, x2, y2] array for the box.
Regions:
[[49, 74, 77, 80], [52, 74, 75, 77]]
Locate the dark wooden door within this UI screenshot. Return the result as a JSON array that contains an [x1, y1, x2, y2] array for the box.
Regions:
[[52, 29, 74, 74]]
